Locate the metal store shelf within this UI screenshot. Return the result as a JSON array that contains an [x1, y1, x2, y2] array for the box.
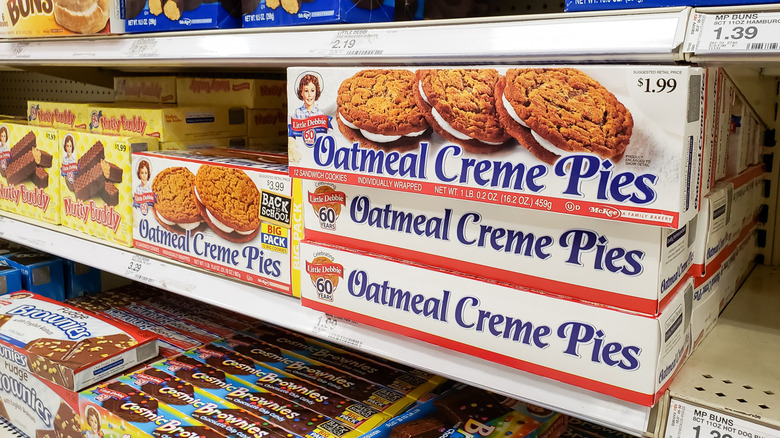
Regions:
[[0, 212, 662, 436]]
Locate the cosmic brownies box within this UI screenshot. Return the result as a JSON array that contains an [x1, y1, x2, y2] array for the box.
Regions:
[[301, 179, 695, 315], [288, 66, 705, 228], [59, 130, 158, 247], [131, 150, 300, 295], [298, 241, 692, 407], [0, 123, 61, 224]]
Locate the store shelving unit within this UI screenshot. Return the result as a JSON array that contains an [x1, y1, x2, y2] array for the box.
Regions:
[[0, 5, 778, 437]]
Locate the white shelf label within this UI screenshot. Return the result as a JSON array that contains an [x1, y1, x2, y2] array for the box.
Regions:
[[666, 399, 780, 438], [127, 38, 159, 58], [686, 12, 780, 53], [326, 30, 383, 57], [312, 313, 364, 349], [124, 254, 154, 282]]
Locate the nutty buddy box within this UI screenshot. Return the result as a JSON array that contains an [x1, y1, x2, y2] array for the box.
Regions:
[[59, 130, 158, 247], [132, 150, 300, 295], [302, 179, 695, 315], [0, 123, 61, 225], [288, 66, 705, 228], [298, 241, 692, 406]]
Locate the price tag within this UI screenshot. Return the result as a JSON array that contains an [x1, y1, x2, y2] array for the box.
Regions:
[[686, 12, 780, 53], [312, 313, 364, 349], [11, 42, 30, 59], [127, 38, 159, 58], [665, 399, 780, 438], [124, 254, 152, 280], [326, 30, 383, 56]]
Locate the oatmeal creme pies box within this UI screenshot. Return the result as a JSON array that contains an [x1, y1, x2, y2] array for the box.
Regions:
[[0, 123, 61, 224], [298, 241, 692, 406], [27, 101, 91, 131], [302, 179, 695, 315], [0, 291, 159, 391], [131, 149, 300, 295], [177, 77, 287, 109], [288, 66, 705, 228], [59, 130, 159, 247], [114, 76, 178, 104], [88, 103, 247, 142]]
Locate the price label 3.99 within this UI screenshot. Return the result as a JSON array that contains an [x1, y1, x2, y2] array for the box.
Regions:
[[666, 399, 780, 438], [686, 12, 780, 53]]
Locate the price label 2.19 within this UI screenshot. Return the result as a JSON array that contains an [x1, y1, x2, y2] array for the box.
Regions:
[[665, 399, 780, 438], [327, 30, 383, 56]]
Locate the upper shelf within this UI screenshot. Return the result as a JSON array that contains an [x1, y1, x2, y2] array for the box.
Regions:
[[0, 9, 692, 67]]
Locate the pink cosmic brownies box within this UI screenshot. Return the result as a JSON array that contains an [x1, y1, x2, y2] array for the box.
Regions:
[[288, 66, 705, 228]]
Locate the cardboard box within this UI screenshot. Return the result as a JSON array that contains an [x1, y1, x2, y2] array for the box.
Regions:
[[248, 107, 287, 139], [161, 136, 247, 150], [27, 101, 91, 130], [243, 0, 422, 27], [0, 123, 61, 224], [1, 250, 65, 301], [177, 77, 287, 109], [123, 0, 241, 32], [114, 76, 177, 103], [59, 130, 158, 247], [0, 260, 22, 294], [88, 103, 247, 142], [132, 150, 300, 295], [301, 179, 695, 315], [288, 65, 705, 228], [0, 0, 111, 38], [0, 291, 158, 391], [298, 240, 692, 406], [62, 259, 102, 299]]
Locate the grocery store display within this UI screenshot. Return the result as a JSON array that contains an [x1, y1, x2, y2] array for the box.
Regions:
[[131, 149, 299, 294], [0, 123, 61, 225], [288, 66, 704, 228]]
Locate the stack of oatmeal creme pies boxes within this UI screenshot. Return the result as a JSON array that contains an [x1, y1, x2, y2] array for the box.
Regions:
[[126, 76, 304, 296], [288, 65, 768, 408]]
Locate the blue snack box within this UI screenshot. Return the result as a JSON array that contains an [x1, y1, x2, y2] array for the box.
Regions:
[[0, 260, 22, 294], [63, 259, 102, 299], [123, 0, 241, 33], [243, 0, 422, 28], [1, 250, 65, 301]]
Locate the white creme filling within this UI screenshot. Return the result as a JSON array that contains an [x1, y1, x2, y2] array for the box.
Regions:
[[193, 187, 255, 236], [418, 81, 504, 146], [501, 93, 580, 158], [339, 113, 427, 144], [157, 213, 202, 231]]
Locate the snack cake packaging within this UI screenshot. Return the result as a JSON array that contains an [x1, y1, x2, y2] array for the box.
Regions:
[[131, 150, 301, 295], [0, 0, 111, 38], [27, 101, 91, 131], [1, 250, 65, 301], [149, 353, 390, 433], [161, 136, 248, 151], [301, 179, 695, 315], [79, 380, 225, 438], [177, 77, 288, 109], [298, 241, 693, 406], [114, 76, 178, 103], [59, 130, 158, 247], [87, 103, 247, 142], [97, 306, 206, 357], [0, 123, 61, 224], [62, 259, 102, 299], [242, 0, 422, 28], [249, 108, 288, 140], [0, 260, 22, 294], [288, 66, 705, 228], [0, 291, 159, 391], [123, 0, 241, 32]]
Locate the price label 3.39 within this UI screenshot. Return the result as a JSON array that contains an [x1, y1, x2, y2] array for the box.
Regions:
[[686, 12, 780, 53], [666, 399, 780, 438]]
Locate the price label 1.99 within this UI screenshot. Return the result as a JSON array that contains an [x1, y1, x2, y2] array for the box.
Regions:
[[686, 12, 780, 53], [665, 399, 780, 438], [637, 77, 677, 93]]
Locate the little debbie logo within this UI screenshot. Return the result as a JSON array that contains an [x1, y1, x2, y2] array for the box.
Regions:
[[306, 256, 343, 301]]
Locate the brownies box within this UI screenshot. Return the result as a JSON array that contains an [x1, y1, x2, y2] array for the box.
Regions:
[[1, 250, 65, 301], [27, 101, 91, 131], [114, 76, 178, 104], [243, 0, 422, 28], [131, 149, 300, 295], [0, 291, 159, 391], [122, 0, 241, 32], [0, 123, 61, 224], [298, 240, 693, 407], [177, 78, 287, 109], [88, 103, 247, 142], [0, 260, 21, 294], [288, 65, 705, 228], [301, 179, 696, 315], [59, 130, 158, 247]]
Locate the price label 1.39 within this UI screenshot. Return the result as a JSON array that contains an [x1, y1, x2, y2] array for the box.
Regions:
[[686, 12, 780, 53], [665, 399, 780, 438]]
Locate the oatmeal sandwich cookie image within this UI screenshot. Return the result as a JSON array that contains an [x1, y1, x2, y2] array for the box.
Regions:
[[152, 167, 204, 234], [496, 68, 633, 165], [337, 69, 429, 151], [193, 165, 261, 243], [415, 68, 512, 154]]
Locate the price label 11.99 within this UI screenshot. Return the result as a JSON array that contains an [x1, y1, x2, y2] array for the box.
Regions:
[[665, 399, 780, 438]]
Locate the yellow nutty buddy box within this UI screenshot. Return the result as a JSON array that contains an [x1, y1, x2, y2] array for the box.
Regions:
[[59, 130, 158, 246], [27, 101, 91, 131], [0, 123, 60, 224]]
